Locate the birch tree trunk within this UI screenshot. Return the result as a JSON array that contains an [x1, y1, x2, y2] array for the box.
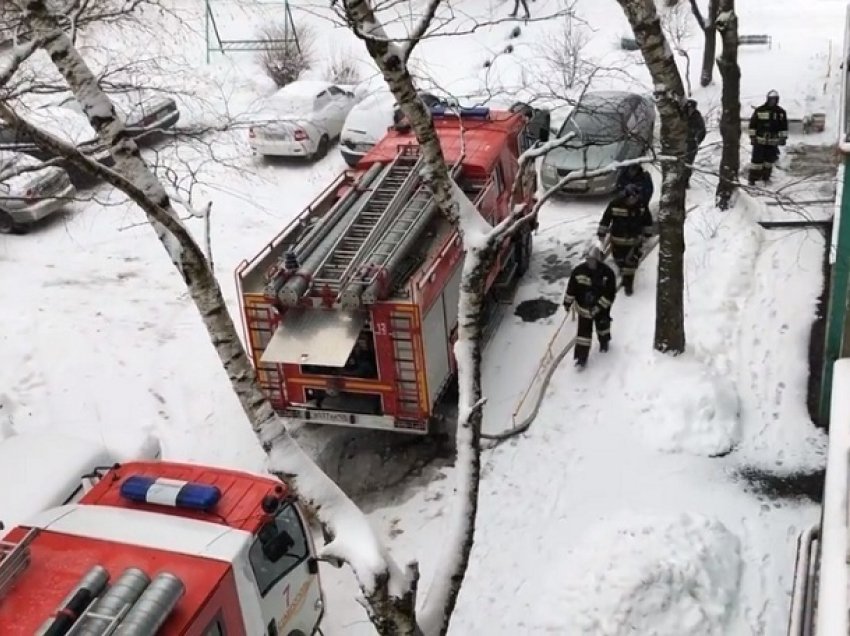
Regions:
[[615, 0, 689, 354], [699, 0, 720, 87], [342, 1, 490, 631], [715, 0, 741, 210], [17, 2, 420, 633]]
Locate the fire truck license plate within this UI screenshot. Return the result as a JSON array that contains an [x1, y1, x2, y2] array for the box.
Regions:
[[284, 408, 354, 424]]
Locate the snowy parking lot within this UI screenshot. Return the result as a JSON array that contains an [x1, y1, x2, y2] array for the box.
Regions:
[[0, 0, 841, 633]]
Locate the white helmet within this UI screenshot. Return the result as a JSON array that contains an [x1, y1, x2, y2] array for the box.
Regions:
[[767, 90, 779, 102], [586, 246, 603, 262]]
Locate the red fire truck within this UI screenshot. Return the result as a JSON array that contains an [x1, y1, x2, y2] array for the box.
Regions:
[[235, 104, 547, 434], [0, 461, 325, 636]]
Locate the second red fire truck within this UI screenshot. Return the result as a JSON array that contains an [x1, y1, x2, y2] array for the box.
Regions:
[[235, 103, 547, 434]]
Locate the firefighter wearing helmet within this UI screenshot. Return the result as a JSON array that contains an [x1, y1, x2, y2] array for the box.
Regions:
[[563, 245, 617, 368], [597, 184, 654, 297], [747, 90, 788, 185]]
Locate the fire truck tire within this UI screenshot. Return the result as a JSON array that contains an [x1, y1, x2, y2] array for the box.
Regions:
[[515, 228, 533, 276], [287, 630, 308, 636]]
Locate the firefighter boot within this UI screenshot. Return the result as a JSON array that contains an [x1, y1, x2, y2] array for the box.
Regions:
[[762, 164, 773, 183], [747, 166, 760, 186], [622, 274, 634, 296], [574, 356, 587, 369], [599, 338, 610, 353]]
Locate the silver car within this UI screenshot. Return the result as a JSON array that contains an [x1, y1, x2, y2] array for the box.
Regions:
[[540, 91, 656, 196], [0, 150, 76, 234]]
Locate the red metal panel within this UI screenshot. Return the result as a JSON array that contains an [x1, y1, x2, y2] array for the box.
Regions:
[[414, 233, 464, 313], [80, 461, 286, 534], [371, 303, 400, 416], [0, 528, 231, 636], [184, 570, 247, 636]]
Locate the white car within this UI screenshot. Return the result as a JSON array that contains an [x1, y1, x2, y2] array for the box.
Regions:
[[339, 89, 448, 166], [0, 150, 76, 234], [248, 80, 358, 160]]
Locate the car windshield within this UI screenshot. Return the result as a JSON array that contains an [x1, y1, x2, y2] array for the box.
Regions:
[[559, 102, 627, 144], [557, 139, 622, 170]]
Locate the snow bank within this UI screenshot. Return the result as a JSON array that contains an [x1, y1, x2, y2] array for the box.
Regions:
[[685, 196, 765, 367], [632, 353, 741, 456], [552, 512, 743, 636], [629, 198, 765, 456]]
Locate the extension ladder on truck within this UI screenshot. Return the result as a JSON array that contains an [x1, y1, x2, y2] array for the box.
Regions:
[[311, 148, 424, 295], [0, 527, 38, 598]]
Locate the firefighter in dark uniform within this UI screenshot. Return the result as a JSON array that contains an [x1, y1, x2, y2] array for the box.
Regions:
[[597, 184, 654, 296], [684, 99, 706, 189], [563, 246, 617, 368], [747, 90, 788, 185], [615, 164, 654, 207]]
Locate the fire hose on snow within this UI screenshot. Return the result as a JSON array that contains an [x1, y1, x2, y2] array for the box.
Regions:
[[481, 235, 659, 443]]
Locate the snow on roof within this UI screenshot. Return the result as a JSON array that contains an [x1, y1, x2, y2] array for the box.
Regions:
[[0, 519, 235, 635], [0, 434, 114, 537]]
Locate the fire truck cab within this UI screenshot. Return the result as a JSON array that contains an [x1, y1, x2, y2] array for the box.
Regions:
[[236, 104, 544, 434], [0, 461, 324, 636]]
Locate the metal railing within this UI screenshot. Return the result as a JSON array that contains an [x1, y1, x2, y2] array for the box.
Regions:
[[787, 523, 820, 636]]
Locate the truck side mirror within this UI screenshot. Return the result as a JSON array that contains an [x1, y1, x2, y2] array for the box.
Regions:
[[313, 555, 345, 569]]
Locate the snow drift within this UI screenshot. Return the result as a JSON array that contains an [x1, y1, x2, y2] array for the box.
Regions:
[[629, 199, 766, 456], [633, 353, 741, 456], [554, 512, 743, 636]]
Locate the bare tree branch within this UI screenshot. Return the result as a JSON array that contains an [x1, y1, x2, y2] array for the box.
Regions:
[[403, 0, 442, 63]]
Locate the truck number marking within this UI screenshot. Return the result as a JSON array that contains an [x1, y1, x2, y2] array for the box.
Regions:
[[374, 322, 388, 336], [282, 583, 291, 607], [277, 580, 311, 631]]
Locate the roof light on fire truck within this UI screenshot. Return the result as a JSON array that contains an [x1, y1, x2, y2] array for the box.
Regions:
[[430, 104, 490, 119], [119, 475, 222, 511]]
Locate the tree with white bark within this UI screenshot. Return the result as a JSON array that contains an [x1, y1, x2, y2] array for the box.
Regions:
[[3, 1, 654, 633], [615, 0, 690, 354], [660, 0, 695, 97]]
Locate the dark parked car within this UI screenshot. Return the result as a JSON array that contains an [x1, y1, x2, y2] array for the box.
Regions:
[[0, 93, 180, 184], [540, 91, 655, 196], [56, 91, 180, 141]]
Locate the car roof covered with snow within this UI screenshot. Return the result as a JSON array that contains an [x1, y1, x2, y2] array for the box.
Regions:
[[18, 103, 99, 145], [273, 79, 335, 100], [54, 91, 174, 119], [0, 433, 115, 537], [343, 90, 397, 137]]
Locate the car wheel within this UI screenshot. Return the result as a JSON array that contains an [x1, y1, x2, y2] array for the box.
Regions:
[[312, 135, 329, 161], [0, 209, 24, 235]]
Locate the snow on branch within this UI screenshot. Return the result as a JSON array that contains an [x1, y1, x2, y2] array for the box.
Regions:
[[0, 38, 42, 86]]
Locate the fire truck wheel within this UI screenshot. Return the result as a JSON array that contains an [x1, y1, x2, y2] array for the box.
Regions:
[[515, 228, 533, 276], [312, 135, 330, 160], [286, 630, 308, 636]]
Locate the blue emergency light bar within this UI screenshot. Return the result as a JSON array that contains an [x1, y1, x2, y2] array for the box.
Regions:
[[430, 105, 491, 119], [119, 475, 222, 511]]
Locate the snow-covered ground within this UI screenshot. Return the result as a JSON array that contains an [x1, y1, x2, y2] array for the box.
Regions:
[[0, 0, 839, 633]]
